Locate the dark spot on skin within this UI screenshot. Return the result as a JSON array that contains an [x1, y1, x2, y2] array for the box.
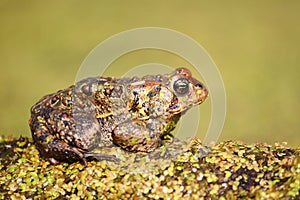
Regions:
[[66, 89, 72, 96], [43, 107, 54, 117], [60, 112, 68, 118], [156, 75, 163, 82], [62, 99, 71, 106], [38, 134, 47, 142], [63, 121, 69, 127], [147, 85, 161, 98], [51, 96, 59, 105], [130, 91, 139, 113], [104, 88, 113, 96], [81, 85, 91, 95], [169, 96, 179, 110], [133, 91, 139, 102]]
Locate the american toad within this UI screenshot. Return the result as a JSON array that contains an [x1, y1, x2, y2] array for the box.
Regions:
[[29, 68, 208, 164]]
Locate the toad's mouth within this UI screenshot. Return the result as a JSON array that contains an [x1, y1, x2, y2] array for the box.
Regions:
[[167, 88, 208, 115]]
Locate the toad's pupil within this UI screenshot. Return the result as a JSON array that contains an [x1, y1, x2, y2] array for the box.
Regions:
[[173, 78, 190, 95]]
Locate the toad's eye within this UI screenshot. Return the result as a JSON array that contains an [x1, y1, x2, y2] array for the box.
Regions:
[[173, 78, 190, 96]]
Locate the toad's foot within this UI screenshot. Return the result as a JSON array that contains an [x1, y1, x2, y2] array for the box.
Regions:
[[83, 152, 120, 163]]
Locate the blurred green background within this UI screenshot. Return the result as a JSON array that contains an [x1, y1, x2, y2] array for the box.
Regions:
[[0, 1, 299, 147]]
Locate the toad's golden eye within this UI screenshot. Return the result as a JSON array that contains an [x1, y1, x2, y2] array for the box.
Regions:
[[173, 78, 190, 96]]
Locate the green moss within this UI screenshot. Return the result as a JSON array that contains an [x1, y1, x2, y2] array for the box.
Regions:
[[0, 136, 299, 199]]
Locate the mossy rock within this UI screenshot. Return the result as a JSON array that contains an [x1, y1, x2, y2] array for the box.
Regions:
[[0, 136, 299, 199]]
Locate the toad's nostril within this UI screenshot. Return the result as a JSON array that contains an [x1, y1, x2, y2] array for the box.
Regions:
[[195, 83, 203, 89]]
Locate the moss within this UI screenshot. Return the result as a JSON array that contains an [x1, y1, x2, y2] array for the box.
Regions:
[[0, 136, 299, 199]]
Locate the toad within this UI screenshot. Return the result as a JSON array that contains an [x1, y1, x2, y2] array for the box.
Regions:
[[29, 68, 208, 164]]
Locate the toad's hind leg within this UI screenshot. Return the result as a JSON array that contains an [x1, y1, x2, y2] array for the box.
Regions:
[[31, 123, 86, 164], [31, 118, 118, 165], [112, 119, 163, 153]]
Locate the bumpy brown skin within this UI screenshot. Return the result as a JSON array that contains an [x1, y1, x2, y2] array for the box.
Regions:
[[29, 68, 208, 164]]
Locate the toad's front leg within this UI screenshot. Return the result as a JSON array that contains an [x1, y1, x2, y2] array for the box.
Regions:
[[112, 119, 166, 152]]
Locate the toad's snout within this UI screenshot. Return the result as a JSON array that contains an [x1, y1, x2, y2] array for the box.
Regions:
[[190, 77, 208, 103]]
